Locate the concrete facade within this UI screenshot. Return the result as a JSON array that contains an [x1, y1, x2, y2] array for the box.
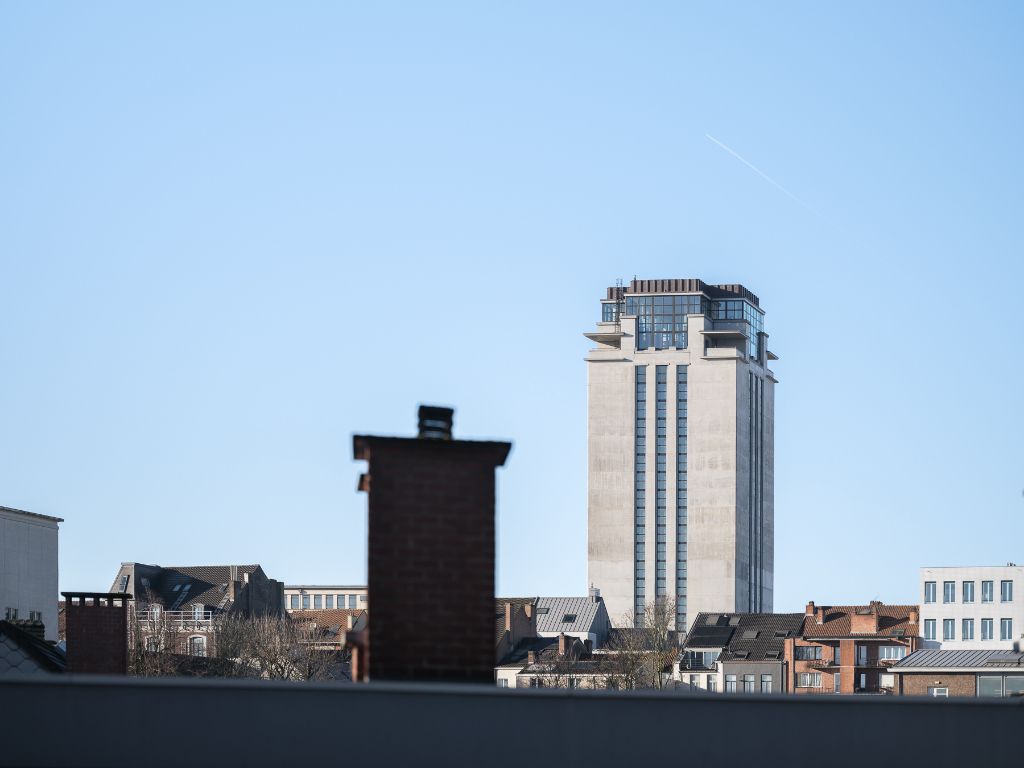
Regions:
[[284, 585, 367, 612], [0, 506, 62, 642], [585, 281, 776, 630], [919, 565, 1024, 649]]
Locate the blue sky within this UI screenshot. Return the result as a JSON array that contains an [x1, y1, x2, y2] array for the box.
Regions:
[[2, 3, 1023, 614]]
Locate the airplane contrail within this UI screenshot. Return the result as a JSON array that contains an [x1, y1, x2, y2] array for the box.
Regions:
[[705, 133, 817, 216]]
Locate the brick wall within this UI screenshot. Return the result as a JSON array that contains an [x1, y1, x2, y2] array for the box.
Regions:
[[355, 432, 510, 683], [898, 672, 977, 697], [63, 593, 129, 674]]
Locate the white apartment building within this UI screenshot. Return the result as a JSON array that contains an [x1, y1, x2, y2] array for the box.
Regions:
[[284, 585, 367, 612], [585, 279, 777, 631], [919, 565, 1024, 650], [0, 505, 62, 641]]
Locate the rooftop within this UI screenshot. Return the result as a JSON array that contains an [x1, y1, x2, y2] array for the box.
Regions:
[[604, 278, 760, 307], [684, 612, 804, 662], [535, 596, 607, 635], [0, 505, 64, 524], [801, 603, 919, 639], [893, 649, 1024, 669]]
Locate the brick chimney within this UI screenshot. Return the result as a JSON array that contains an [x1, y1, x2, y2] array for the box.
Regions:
[[505, 602, 514, 633], [354, 405, 511, 683], [910, 606, 920, 626], [558, 633, 569, 656], [816, 607, 826, 625], [850, 604, 881, 634], [805, 601, 815, 617], [61, 592, 130, 674]]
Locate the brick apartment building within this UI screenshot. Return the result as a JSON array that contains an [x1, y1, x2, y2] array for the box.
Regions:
[[785, 601, 920, 694], [110, 563, 284, 658]]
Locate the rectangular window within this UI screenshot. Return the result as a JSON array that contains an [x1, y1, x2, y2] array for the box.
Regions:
[[725, 674, 737, 693], [833, 645, 841, 665], [301, 594, 310, 610], [880, 673, 895, 690], [498, 678, 508, 688], [928, 687, 948, 697], [742, 674, 755, 693], [1001, 580, 1013, 603], [325, 595, 334, 609], [963, 581, 975, 603], [314, 594, 323, 610], [924, 581, 936, 603], [795, 645, 822, 660], [349, 595, 358, 609], [289, 595, 299, 610], [982, 618, 994, 640], [859, 673, 866, 691], [943, 618, 955, 641], [833, 672, 841, 692], [760, 674, 772, 693], [924, 619, 936, 640], [675, 364, 688, 630], [654, 366, 668, 599], [1001, 618, 1013, 641], [797, 672, 821, 688], [982, 581, 994, 603], [856, 645, 868, 666], [978, 676, 1003, 697], [879, 646, 907, 661], [963, 618, 975, 640], [943, 581, 955, 603], [634, 366, 647, 621], [707, 677, 717, 692]]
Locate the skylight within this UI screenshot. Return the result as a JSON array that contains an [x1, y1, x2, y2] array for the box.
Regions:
[[563, 614, 577, 623]]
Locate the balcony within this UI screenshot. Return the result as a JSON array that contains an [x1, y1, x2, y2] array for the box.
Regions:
[[806, 658, 837, 669], [136, 610, 214, 630]]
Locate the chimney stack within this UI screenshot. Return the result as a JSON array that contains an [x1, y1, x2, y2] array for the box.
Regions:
[[558, 633, 569, 656], [910, 607, 920, 625], [589, 585, 601, 603], [355, 405, 511, 683], [816, 607, 825, 625], [505, 602, 514, 632], [61, 592, 130, 674], [805, 601, 815, 617]]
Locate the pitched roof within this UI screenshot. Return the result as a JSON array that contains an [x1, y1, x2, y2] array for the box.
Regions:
[[893, 649, 1024, 669], [0, 621, 66, 673], [114, 563, 264, 613], [800, 604, 919, 639], [683, 612, 803, 662], [290, 609, 366, 638], [497, 636, 558, 668], [535, 597, 608, 636]]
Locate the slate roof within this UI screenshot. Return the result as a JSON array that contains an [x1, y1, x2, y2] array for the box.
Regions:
[[0, 621, 66, 673], [893, 649, 1024, 669], [535, 597, 609, 637], [683, 612, 803, 662], [496, 636, 559, 668], [113, 563, 263, 613], [801, 604, 919, 639]]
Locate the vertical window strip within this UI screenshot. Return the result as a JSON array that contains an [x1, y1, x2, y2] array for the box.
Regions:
[[634, 366, 647, 622], [655, 366, 668, 599], [757, 375, 765, 611], [675, 365, 688, 630]]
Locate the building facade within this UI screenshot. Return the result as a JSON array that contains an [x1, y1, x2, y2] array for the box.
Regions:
[[890, 649, 1024, 697], [680, 612, 803, 694], [785, 601, 920, 694], [0, 506, 62, 642], [585, 279, 776, 629], [919, 565, 1023, 650], [284, 586, 367, 613]]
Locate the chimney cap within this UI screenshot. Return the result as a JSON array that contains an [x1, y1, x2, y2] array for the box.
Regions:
[[418, 405, 454, 440]]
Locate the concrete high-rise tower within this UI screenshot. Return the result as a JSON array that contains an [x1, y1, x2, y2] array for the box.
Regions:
[[585, 279, 777, 631]]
